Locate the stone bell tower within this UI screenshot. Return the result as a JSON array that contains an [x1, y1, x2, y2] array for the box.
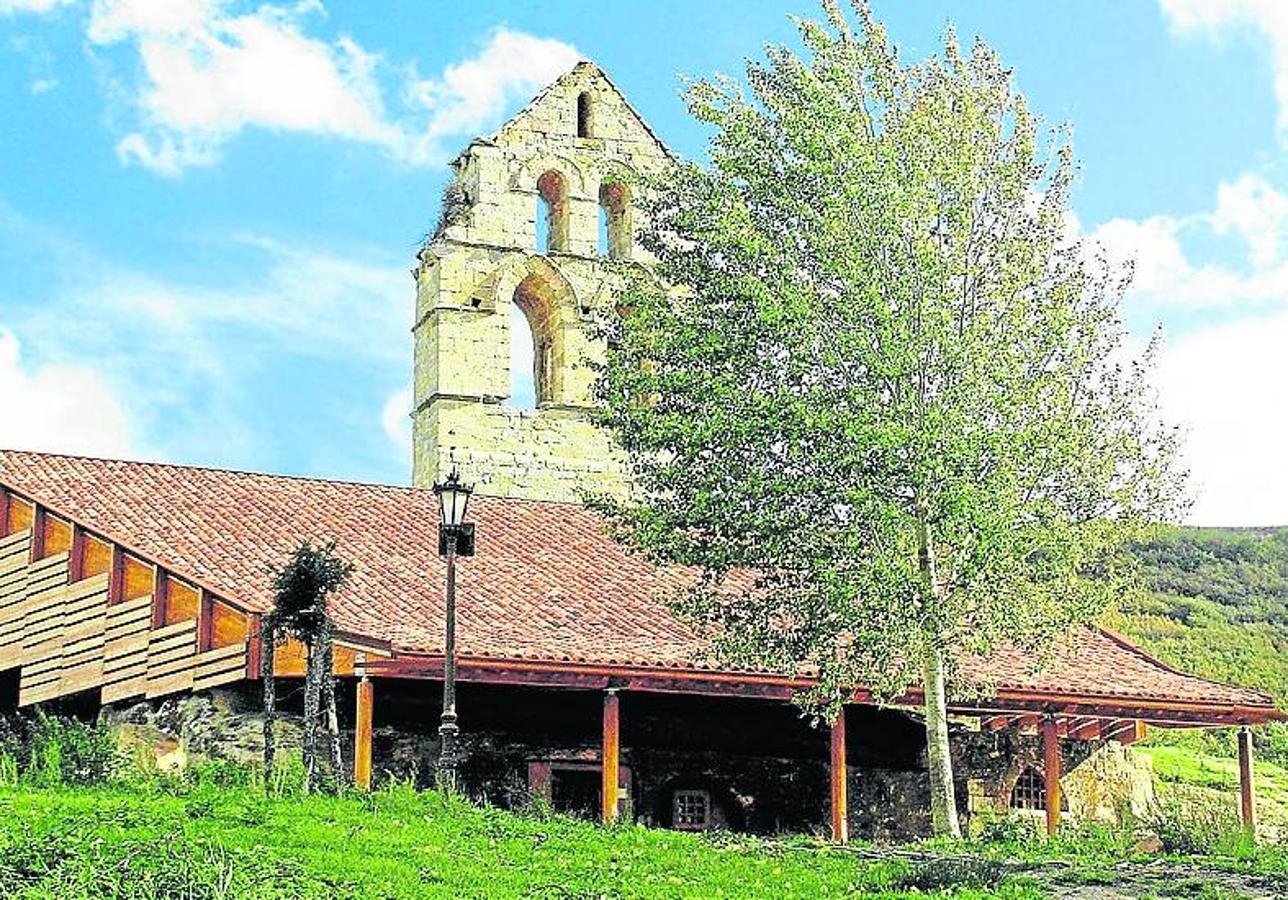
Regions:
[[411, 61, 671, 502]]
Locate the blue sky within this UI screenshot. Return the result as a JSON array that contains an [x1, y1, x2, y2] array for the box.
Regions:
[[1, 0, 1287, 525]]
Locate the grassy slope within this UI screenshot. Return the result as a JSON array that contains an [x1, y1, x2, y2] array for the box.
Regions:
[[0, 783, 1039, 900], [1106, 526, 1288, 817]]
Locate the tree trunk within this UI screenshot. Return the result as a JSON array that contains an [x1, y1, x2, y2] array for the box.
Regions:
[[303, 638, 322, 793], [320, 623, 346, 786], [917, 510, 962, 838], [921, 640, 961, 837], [261, 618, 277, 785]]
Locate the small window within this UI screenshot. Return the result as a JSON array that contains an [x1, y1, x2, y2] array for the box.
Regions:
[[1010, 767, 1046, 811], [210, 600, 250, 649], [599, 181, 631, 259], [535, 170, 569, 253], [673, 790, 711, 831], [577, 92, 593, 138]]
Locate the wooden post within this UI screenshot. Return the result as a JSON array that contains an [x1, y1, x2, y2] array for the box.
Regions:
[[1238, 726, 1257, 835], [0, 488, 9, 538], [830, 708, 849, 843], [1042, 715, 1062, 837], [29, 506, 46, 562], [354, 673, 374, 791], [602, 689, 620, 825], [196, 590, 214, 651], [68, 526, 86, 583]]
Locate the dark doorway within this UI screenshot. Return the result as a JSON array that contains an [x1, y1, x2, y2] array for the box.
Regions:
[[551, 767, 600, 820]]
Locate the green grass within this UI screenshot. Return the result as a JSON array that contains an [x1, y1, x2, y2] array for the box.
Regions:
[[0, 782, 1042, 899], [1140, 744, 1288, 823]]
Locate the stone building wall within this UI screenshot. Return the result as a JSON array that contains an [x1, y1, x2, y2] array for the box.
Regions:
[[411, 62, 671, 502]]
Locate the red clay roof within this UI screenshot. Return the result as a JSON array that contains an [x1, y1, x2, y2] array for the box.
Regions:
[[0, 449, 1278, 716]]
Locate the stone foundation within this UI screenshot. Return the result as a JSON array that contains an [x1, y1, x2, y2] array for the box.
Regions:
[[100, 683, 1153, 840]]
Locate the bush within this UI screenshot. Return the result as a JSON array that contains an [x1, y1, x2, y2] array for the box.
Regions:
[[0, 712, 119, 787], [1143, 788, 1246, 855]]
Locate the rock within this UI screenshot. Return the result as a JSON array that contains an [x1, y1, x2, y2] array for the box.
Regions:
[[1129, 833, 1163, 855], [102, 685, 303, 769], [1063, 742, 1156, 825]]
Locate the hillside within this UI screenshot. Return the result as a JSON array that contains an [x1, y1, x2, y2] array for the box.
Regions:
[[1107, 526, 1288, 761]]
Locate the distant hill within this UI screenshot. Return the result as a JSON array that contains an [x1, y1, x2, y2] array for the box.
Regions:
[[1105, 526, 1288, 762]]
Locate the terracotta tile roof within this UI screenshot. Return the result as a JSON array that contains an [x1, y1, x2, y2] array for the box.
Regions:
[[0, 450, 1278, 716]]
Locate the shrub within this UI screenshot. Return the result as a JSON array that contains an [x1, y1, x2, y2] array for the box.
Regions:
[[1143, 788, 1245, 855], [0, 712, 119, 787]]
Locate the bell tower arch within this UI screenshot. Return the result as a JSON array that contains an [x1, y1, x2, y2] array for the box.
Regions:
[[411, 61, 671, 502]]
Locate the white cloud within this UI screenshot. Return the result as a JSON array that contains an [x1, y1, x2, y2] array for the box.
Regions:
[[1087, 170, 1288, 523], [381, 386, 412, 459], [403, 28, 581, 160], [87, 1, 579, 174], [1090, 172, 1288, 307], [1161, 0, 1288, 141], [0, 0, 71, 14], [0, 329, 138, 458], [1155, 309, 1288, 525]]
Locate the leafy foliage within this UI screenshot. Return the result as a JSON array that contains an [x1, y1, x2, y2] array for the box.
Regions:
[[264, 540, 354, 792], [267, 540, 353, 642], [1108, 526, 1288, 761], [592, 0, 1185, 837], [0, 712, 118, 788]]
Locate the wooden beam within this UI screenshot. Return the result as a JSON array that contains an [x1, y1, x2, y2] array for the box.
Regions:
[[107, 544, 124, 606], [1042, 715, 1062, 837], [245, 613, 264, 679], [0, 487, 9, 537], [1067, 718, 1103, 742], [1239, 726, 1257, 836], [830, 708, 849, 844], [355, 674, 374, 791], [602, 689, 620, 825], [983, 714, 1014, 732], [29, 505, 46, 563], [68, 525, 86, 583], [196, 589, 214, 652], [151, 569, 170, 629]]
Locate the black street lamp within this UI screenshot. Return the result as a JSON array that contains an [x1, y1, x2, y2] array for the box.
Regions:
[[433, 466, 475, 793]]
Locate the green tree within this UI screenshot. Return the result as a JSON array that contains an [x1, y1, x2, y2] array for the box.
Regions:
[[261, 540, 354, 792], [593, 0, 1186, 837]]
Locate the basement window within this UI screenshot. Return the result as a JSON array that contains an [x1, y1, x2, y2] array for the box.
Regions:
[[1010, 767, 1046, 810], [672, 790, 711, 831]]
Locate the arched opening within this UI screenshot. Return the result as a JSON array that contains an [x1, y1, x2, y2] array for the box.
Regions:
[[511, 270, 564, 405], [1010, 766, 1045, 810], [535, 170, 569, 253], [577, 92, 593, 138], [599, 180, 631, 259], [509, 301, 537, 409]]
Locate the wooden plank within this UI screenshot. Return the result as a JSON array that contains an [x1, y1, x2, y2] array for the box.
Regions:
[[192, 663, 244, 692], [830, 708, 849, 844], [192, 644, 247, 692], [101, 676, 147, 704], [145, 670, 194, 699]]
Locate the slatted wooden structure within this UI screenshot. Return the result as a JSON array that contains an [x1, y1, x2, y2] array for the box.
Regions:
[[0, 488, 387, 710], [0, 517, 250, 708]]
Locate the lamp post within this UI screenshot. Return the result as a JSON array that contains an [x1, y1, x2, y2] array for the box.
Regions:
[[433, 466, 475, 793]]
